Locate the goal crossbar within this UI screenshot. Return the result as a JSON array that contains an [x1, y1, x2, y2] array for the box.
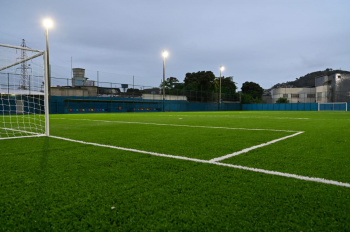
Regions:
[[0, 43, 42, 53], [0, 52, 44, 72]]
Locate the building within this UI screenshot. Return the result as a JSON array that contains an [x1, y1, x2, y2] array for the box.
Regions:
[[271, 87, 315, 103], [51, 68, 98, 97], [315, 73, 350, 103], [72, 68, 95, 87], [270, 73, 350, 103]]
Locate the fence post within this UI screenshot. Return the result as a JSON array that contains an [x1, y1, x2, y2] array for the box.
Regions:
[[7, 73, 9, 94], [97, 71, 99, 87]]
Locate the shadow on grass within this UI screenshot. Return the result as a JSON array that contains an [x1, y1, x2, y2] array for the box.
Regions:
[[29, 137, 51, 229]]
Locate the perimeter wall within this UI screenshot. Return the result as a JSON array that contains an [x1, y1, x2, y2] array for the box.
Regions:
[[242, 103, 318, 111], [49, 97, 349, 113], [49, 96, 240, 114], [242, 103, 349, 111]]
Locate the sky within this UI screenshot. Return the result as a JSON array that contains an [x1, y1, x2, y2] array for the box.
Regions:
[[1, 0, 350, 90]]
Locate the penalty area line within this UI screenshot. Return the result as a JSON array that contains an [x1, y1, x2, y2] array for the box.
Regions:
[[210, 131, 304, 162], [49, 135, 350, 189]]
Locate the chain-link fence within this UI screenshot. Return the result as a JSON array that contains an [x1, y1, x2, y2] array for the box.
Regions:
[[51, 74, 240, 102], [49, 63, 240, 102]]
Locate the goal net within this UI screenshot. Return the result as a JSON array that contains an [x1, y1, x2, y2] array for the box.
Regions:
[[0, 44, 49, 140], [318, 102, 348, 111]]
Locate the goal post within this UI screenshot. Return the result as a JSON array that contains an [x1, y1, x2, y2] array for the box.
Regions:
[[318, 102, 348, 111], [0, 43, 49, 139]]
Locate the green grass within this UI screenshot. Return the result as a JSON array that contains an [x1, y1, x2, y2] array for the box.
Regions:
[[1, 111, 350, 231]]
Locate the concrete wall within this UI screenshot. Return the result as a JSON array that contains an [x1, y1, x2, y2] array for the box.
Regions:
[[142, 94, 187, 101], [51, 86, 98, 97]]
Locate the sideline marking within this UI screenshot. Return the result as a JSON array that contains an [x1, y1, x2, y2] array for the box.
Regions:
[[50, 135, 350, 188], [53, 118, 301, 133]]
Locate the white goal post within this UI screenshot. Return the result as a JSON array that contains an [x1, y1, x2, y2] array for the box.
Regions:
[[318, 102, 348, 111], [0, 43, 49, 140]]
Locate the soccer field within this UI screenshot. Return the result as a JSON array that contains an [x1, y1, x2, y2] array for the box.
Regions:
[[1, 111, 349, 231]]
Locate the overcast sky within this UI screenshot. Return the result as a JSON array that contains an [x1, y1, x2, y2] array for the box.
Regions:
[[1, 0, 350, 89]]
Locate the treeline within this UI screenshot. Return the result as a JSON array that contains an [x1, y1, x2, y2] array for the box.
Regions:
[[162, 71, 265, 103], [162, 71, 239, 102]]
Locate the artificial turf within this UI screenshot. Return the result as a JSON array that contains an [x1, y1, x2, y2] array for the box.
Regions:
[[0, 111, 349, 231]]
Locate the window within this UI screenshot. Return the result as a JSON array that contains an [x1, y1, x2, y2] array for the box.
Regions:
[[291, 94, 299, 98], [283, 94, 288, 98], [307, 94, 315, 98], [317, 92, 322, 98]]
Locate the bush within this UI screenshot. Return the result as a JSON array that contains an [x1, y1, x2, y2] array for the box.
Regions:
[[276, 98, 289, 103]]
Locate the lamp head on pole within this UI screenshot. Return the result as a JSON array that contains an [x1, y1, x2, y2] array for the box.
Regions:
[[220, 66, 225, 72], [43, 18, 54, 29], [162, 50, 169, 58]]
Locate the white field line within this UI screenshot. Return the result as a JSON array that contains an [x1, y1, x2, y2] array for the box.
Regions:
[[50, 135, 350, 188], [210, 132, 304, 162], [53, 118, 301, 133], [158, 115, 310, 120], [53, 118, 304, 159]]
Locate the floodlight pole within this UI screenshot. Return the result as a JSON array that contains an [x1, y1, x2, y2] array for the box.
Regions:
[[219, 66, 224, 110], [162, 50, 168, 112], [43, 18, 53, 136], [219, 67, 222, 104], [45, 27, 51, 98], [44, 51, 50, 136], [163, 54, 165, 112]]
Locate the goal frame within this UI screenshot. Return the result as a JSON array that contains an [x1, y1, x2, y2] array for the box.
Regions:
[[317, 102, 348, 111], [0, 43, 49, 139]]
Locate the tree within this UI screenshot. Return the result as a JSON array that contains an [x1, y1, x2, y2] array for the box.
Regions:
[[276, 97, 289, 103], [184, 71, 216, 91], [164, 77, 179, 89], [183, 71, 217, 102], [240, 93, 253, 104], [158, 71, 238, 102], [216, 76, 238, 101], [164, 77, 185, 95], [241, 81, 264, 101]]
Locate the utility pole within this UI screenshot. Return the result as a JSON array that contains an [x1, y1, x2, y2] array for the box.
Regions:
[[17, 39, 32, 89]]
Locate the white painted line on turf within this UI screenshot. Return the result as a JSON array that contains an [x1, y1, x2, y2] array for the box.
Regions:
[[210, 131, 304, 162], [50, 135, 350, 188], [213, 162, 350, 188], [49, 135, 208, 163], [53, 118, 305, 161], [52, 118, 301, 133]]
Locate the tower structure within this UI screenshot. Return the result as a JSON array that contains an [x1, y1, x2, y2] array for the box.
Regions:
[[16, 39, 32, 89]]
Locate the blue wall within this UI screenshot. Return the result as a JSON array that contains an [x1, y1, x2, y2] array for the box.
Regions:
[[50, 96, 241, 114], [0, 95, 45, 115], [50, 97, 349, 113], [242, 103, 349, 111], [242, 103, 319, 111]]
